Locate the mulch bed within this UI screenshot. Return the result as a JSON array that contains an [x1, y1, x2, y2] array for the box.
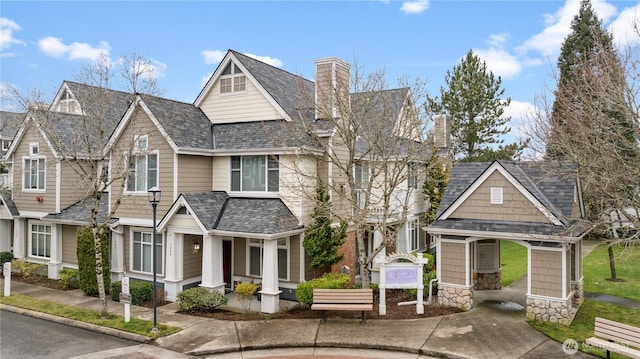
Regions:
[[181, 289, 462, 321]]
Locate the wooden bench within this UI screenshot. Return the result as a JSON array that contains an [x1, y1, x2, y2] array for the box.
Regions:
[[311, 288, 373, 324], [585, 317, 640, 359]]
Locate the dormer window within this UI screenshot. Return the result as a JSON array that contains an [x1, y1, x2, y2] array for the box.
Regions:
[[57, 90, 79, 114], [220, 62, 246, 94]]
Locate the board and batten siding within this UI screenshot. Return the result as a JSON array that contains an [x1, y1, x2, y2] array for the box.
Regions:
[[440, 241, 467, 286], [111, 109, 174, 219], [183, 234, 203, 279], [451, 171, 551, 223], [177, 154, 213, 193], [61, 224, 79, 264], [199, 76, 282, 124], [530, 249, 563, 298], [11, 123, 57, 213]]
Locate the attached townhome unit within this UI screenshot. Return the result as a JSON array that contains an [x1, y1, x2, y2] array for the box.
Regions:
[[0, 110, 23, 250], [427, 160, 591, 325], [2, 49, 433, 314]]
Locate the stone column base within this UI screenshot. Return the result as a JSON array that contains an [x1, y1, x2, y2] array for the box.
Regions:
[[473, 270, 502, 290], [526, 296, 575, 325], [438, 284, 473, 311], [571, 280, 584, 306]]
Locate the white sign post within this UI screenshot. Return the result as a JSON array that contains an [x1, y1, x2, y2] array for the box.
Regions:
[[120, 276, 131, 322], [377, 252, 428, 315], [3, 262, 11, 296]]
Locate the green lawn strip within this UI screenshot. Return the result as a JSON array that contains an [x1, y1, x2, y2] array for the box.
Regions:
[[529, 300, 640, 359], [0, 293, 180, 338], [583, 242, 640, 301], [500, 240, 528, 287]]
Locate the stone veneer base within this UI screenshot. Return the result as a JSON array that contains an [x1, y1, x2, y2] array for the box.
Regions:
[[525, 296, 576, 325], [438, 284, 473, 311], [473, 271, 502, 290]]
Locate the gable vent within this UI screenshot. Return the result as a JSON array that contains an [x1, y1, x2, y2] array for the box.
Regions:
[[490, 187, 503, 205]]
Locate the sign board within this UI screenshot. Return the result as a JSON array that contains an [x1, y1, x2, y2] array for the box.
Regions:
[[122, 276, 130, 295], [3, 262, 10, 277], [119, 292, 131, 304], [384, 264, 420, 288], [376, 252, 428, 315]]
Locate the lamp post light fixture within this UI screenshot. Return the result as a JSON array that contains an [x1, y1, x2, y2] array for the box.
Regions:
[[148, 187, 161, 333]]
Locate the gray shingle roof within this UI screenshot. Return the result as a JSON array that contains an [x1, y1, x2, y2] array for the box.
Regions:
[[428, 218, 591, 238], [212, 120, 314, 151], [139, 95, 213, 150], [0, 111, 24, 139], [43, 193, 113, 224], [0, 190, 19, 217], [179, 192, 302, 235]]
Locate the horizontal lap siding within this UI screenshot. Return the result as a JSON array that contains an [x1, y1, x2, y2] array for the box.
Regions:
[[233, 237, 247, 277], [62, 225, 78, 264], [211, 157, 228, 192], [200, 77, 281, 123], [183, 234, 202, 279], [280, 155, 314, 223], [288, 234, 300, 283], [177, 155, 213, 193], [59, 160, 93, 211], [440, 242, 466, 285]]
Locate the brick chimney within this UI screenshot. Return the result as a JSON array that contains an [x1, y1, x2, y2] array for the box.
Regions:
[[314, 57, 350, 120]]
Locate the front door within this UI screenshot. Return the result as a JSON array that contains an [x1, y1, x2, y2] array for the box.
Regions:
[[223, 240, 232, 288]]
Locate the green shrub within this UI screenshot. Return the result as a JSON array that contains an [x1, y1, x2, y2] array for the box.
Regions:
[[76, 226, 110, 296], [410, 270, 438, 299], [235, 282, 259, 313], [422, 253, 435, 271], [11, 259, 43, 280], [295, 273, 351, 306], [110, 279, 155, 305], [58, 268, 80, 289], [0, 251, 13, 267], [178, 287, 228, 312]]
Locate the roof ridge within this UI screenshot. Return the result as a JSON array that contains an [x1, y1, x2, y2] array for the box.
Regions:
[[230, 49, 314, 84]]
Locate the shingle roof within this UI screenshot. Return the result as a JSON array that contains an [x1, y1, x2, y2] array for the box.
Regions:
[[430, 160, 589, 238], [0, 111, 24, 139], [43, 193, 113, 224], [0, 190, 19, 217], [212, 120, 314, 151], [179, 192, 302, 235], [139, 95, 213, 150]]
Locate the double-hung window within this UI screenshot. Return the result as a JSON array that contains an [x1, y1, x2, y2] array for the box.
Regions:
[[30, 223, 51, 258], [248, 238, 288, 280], [23, 143, 45, 191], [131, 230, 163, 274], [408, 219, 419, 251], [127, 135, 158, 192], [231, 155, 279, 192], [220, 62, 246, 94]]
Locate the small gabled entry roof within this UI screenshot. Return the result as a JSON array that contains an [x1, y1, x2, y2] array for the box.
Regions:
[[428, 160, 591, 240], [43, 194, 114, 226], [0, 190, 19, 218], [159, 191, 303, 238]]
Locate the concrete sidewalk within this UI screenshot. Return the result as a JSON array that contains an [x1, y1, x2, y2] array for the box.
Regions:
[[1, 279, 596, 359]]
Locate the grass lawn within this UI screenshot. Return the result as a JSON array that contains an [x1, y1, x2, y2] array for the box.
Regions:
[[583, 242, 640, 301], [530, 299, 640, 358], [500, 240, 528, 287], [0, 292, 181, 338]]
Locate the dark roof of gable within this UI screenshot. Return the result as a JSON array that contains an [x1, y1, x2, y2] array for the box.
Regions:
[[351, 88, 409, 134], [436, 160, 580, 221], [43, 193, 113, 224], [0, 190, 19, 217], [427, 218, 591, 238], [212, 120, 315, 151], [179, 192, 302, 234], [231, 50, 315, 122], [0, 111, 24, 139], [30, 110, 106, 157], [139, 95, 213, 149]]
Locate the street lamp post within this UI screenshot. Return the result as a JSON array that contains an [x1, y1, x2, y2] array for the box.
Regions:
[[148, 187, 161, 333]]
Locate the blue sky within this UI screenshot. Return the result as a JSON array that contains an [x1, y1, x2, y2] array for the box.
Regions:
[[2, 0, 640, 141]]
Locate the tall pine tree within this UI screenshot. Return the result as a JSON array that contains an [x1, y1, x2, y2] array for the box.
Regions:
[[427, 49, 524, 162]]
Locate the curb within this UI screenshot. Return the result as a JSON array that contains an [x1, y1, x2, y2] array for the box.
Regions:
[[0, 303, 152, 343]]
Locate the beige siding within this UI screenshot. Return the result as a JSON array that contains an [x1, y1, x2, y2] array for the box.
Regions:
[[12, 123, 57, 213], [440, 241, 466, 285], [111, 109, 175, 218], [183, 234, 203, 279], [288, 234, 301, 283], [59, 160, 92, 210], [233, 237, 247, 276], [211, 157, 228, 191], [62, 225, 78, 264], [451, 171, 551, 223], [530, 249, 562, 298], [177, 155, 213, 193], [328, 133, 352, 219], [199, 77, 281, 123], [280, 154, 315, 223]]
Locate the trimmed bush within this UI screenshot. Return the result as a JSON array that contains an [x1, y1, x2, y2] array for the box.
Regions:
[[76, 226, 110, 296], [59, 268, 80, 289], [235, 282, 259, 313], [178, 287, 228, 312], [295, 273, 351, 306], [0, 251, 13, 267], [110, 279, 155, 305], [11, 259, 43, 280]]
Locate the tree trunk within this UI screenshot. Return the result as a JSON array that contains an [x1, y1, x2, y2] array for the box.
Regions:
[[607, 241, 617, 281], [94, 232, 108, 317]]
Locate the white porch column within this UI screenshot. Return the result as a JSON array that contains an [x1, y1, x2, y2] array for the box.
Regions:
[[164, 231, 184, 301], [13, 218, 25, 259], [371, 229, 385, 284], [47, 224, 63, 279], [260, 238, 281, 313], [201, 234, 224, 294], [110, 227, 125, 281], [0, 219, 11, 252]]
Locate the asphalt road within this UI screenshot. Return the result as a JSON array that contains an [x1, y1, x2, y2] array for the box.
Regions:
[[0, 311, 136, 359]]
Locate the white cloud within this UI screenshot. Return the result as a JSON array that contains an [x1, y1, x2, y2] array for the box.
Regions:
[[202, 50, 225, 64], [37, 36, 110, 61], [400, 0, 429, 14], [0, 17, 24, 52], [244, 53, 283, 67], [474, 33, 522, 79], [608, 3, 640, 46]]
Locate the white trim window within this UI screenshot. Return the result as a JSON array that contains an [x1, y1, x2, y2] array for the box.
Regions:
[[126, 135, 158, 192], [23, 143, 45, 191], [408, 219, 420, 251], [220, 62, 246, 94], [30, 223, 51, 258], [354, 161, 369, 189], [247, 238, 289, 280], [131, 230, 163, 275], [231, 155, 279, 192]]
